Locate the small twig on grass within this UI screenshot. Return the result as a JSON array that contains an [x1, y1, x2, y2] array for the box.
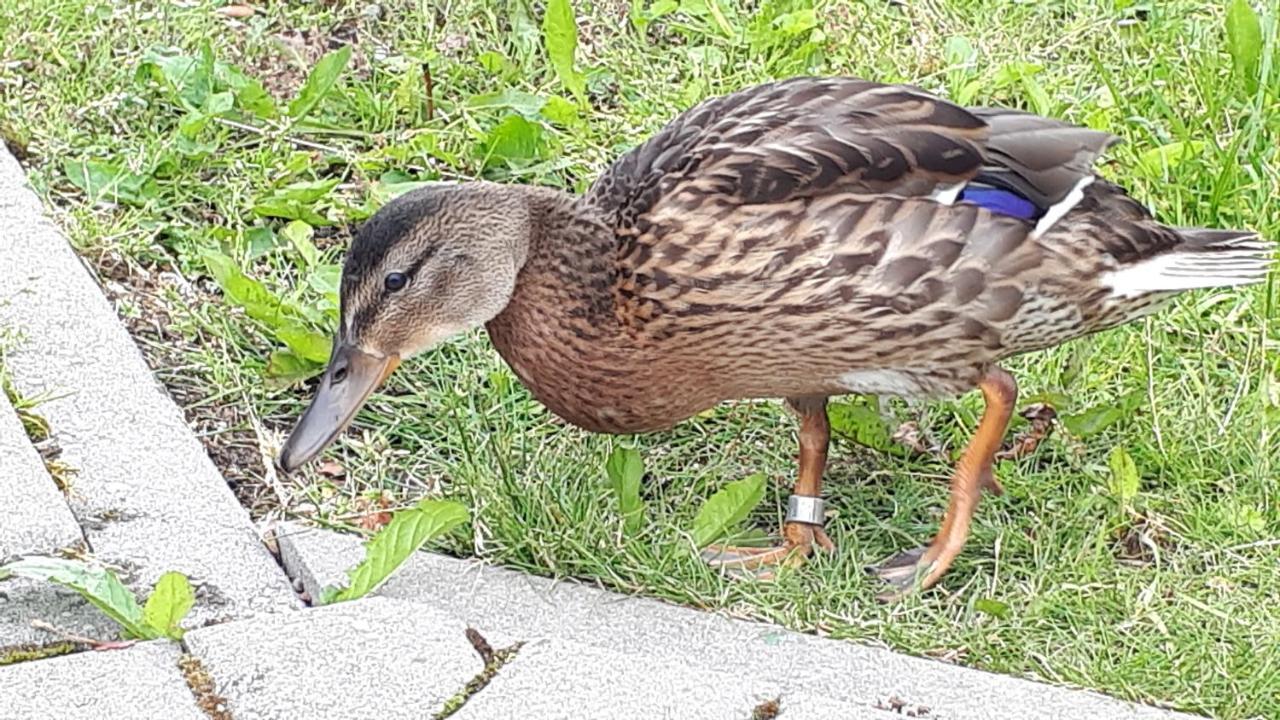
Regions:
[[423, 63, 435, 121], [30, 620, 133, 651], [243, 397, 291, 509], [211, 116, 347, 156]]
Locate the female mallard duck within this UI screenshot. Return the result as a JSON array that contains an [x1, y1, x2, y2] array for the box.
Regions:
[[278, 77, 1272, 596]]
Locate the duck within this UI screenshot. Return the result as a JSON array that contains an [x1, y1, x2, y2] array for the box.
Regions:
[[276, 77, 1273, 597]]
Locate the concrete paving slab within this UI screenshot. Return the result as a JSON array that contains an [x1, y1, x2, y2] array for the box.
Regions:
[[453, 637, 899, 720], [279, 523, 1198, 720], [0, 146, 297, 630], [0, 359, 104, 649], [183, 596, 483, 719], [0, 641, 204, 720], [0, 576, 121, 651], [0, 391, 84, 562]]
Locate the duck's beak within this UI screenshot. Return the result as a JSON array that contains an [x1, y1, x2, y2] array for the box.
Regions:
[[277, 343, 400, 473]]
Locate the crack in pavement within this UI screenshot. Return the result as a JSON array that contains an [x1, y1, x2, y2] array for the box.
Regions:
[[178, 652, 234, 720], [432, 628, 525, 719]]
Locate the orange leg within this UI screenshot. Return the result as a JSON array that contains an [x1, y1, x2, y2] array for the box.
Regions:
[[873, 367, 1016, 599], [702, 396, 835, 576]]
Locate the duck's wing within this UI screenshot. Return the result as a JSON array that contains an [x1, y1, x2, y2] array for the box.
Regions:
[[585, 78, 1113, 336], [586, 77, 1115, 235]]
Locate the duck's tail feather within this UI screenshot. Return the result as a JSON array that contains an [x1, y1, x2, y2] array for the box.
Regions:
[[1102, 228, 1274, 299]]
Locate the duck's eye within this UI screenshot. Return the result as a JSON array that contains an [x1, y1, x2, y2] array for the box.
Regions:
[[384, 272, 409, 292]]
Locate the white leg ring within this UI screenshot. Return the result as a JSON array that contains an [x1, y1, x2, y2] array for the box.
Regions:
[[786, 495, 826, 526]]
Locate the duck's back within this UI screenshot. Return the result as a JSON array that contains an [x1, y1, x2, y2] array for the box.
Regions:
[[573, 78, 1271, 404]]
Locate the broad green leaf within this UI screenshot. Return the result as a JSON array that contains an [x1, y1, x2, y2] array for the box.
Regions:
[[1137, 141, 1206, 178], [1062, 405, 1123, 438], [690, 474, 767, 548], [251, 201, 330, 225], [605, 447, 646, 534], [137, 46, 212, 109], [63, 159, 157, 206], [288, 45, 353, 122], [542, 0, 587, 103], [772, 9, 818, 36], [142, 571, 195, 640], [282, 220, 318, 268], [391, 67, 422, 116], [1107, 445, 1140, 505], [308, 264, 342, 306], [975, 597, 1011, 618], [477, 50, 517, 77], [1, 557, 156, 639], [944, 35, 977, 67], [326, 499, 470, 603], [508, 0, 542, 61], [479, 114, 548, 169], [252, 180, 339, 225], [370, 174, 437, 206], [537, 95, 578, 126], [202, 251, 296, 328], [1062, 392, 1140, 438], [273, 178, 342, 204], [1225, 0, 1262, 95], [1227, 503, 1265, 533], [265, 350, 322, 386], [216, 62, 277, 118], [244, 226, 278, 258], [276, 325, 332, 363], [203, 91, 234, 117], [467, 89, 547, 117], [828, 401, 900, 454]]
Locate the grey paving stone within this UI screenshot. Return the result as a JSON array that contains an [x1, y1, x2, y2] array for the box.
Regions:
[[183, 596, 483, 720], [0, 147, 297, 633], [0, 640, 204, 720], [452, 637, 899, 720], [280, 523, 1200, 720], [0, 576, 120, 651], [0, 391, 84, 562]]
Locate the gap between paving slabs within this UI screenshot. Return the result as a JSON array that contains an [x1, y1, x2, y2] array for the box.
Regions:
[[0, 145, 298, 653], [0, 137, 512, 719], [277, 522, 1201, 720]]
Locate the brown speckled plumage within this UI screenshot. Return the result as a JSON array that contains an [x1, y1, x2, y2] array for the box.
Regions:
[[282, 76, 1273, 595], [481, 78, 1268, 435]]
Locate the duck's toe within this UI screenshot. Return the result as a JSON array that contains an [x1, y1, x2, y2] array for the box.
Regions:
[[868, 546, 934, 601]]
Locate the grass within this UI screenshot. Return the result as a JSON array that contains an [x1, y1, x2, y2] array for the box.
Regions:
[[2, 0, 1277, 716]]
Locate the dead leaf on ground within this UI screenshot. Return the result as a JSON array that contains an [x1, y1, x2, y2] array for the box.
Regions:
[[91, 639, 139, 652], [316, 459, 346, 478], [996, 403, 1058, 460], [354, 493, 394, 531], [891, 420, 946, 459]]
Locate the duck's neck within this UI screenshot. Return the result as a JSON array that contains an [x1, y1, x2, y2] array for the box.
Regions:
[[506, 185, 618, 319], [485, 185, 632, 429]]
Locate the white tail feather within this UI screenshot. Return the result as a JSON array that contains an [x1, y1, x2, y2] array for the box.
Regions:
[[1103, 238, 1275, 299]]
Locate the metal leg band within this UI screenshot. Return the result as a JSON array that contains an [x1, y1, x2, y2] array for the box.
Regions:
[[786, 495, 825, 526]]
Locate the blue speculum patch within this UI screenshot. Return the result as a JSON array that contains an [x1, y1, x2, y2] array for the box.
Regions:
[[958, 185, 1042, 220]]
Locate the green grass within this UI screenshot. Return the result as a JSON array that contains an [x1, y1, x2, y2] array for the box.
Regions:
[[2, 0, 1278, 716]]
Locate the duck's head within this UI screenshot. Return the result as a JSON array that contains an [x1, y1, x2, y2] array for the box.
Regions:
[[277, 183, 533, 472]]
